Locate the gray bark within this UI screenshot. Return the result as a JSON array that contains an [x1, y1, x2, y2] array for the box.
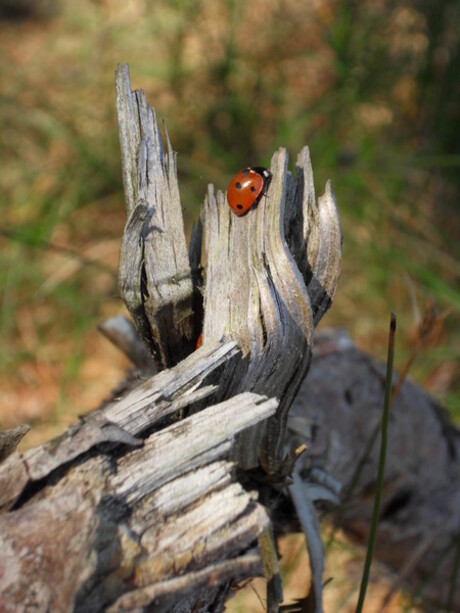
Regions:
[[2, 331, 458, 611], [3, 61, 456, 613], [0, 345, 278, 611], [287, 329, 460, 612], [0, 62, 345, 612], [115, 64, 341, 474]]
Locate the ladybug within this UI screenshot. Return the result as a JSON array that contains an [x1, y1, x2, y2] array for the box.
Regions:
[[227, 167, 272, 216], [196, 333, 202, 349]]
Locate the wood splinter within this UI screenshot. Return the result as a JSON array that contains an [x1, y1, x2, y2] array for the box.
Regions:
[[0, 63, 341, 612], [116, 62, 341, 475]]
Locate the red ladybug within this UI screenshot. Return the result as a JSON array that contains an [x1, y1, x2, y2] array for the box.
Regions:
[[227, 167, 272, 216]]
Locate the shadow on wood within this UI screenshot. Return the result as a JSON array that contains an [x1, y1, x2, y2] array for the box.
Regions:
[[0, 63, 342, 612]]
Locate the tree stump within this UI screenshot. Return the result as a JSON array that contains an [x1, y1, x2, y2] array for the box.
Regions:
[[115, 64, 341, 474], [0, 64, 341, 612]]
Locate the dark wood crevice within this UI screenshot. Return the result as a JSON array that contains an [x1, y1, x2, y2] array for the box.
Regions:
[[0, 63, 341, 612]]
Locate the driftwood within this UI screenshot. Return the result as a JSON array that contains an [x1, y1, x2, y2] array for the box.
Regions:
[[0, 63, 342, 612]]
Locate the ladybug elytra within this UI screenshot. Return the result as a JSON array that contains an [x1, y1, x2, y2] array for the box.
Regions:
[[227, 167, 272, 216]]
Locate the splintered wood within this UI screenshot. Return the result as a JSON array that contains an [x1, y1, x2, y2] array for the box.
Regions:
[[0, 63, 343, 612], [115, 64, 341, 473]]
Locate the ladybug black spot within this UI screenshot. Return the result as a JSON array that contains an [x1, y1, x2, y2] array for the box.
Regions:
[[236, 204, 243, 210], [236, 182, 242, 189], [251, 186, 256, 192]]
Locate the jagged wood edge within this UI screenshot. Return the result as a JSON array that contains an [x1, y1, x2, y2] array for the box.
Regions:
[[0, 341, 238, 510], [116, 63, 198, 369], [0, 379, 278, 611], [116, 63, 342, 475], [0, 424, 30, 463], [200, 148, 341, 474], [293, 147, 342, 325]]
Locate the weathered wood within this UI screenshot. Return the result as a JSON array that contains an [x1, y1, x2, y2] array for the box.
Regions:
[[115, 63, 342, 476], [0, 340, 238, 511], [0, 424, 29, 463], [116, 64, 198, 369], [285, 329, 460, 611], [0, 347, 278, 611], [288, 464, 325, 613], [0, 64, 343, 613], [2, 328, 458, 610], [197, 148, 341, 474]]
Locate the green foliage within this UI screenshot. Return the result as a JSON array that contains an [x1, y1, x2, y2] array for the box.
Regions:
[[0, 0, 459, 421]]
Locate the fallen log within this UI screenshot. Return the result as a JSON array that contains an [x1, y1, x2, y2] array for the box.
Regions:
[[287, 328, 460, 611], [2, 328, 458, 611]]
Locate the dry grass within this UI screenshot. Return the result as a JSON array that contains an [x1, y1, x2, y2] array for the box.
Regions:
[[227, 531, 424, 612], [0, 1, 458, 610]]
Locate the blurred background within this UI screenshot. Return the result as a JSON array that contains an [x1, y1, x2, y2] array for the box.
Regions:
[[0, 0, 459, 609]]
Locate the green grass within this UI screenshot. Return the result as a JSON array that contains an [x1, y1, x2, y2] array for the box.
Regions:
[[0, 0, 458, 421], [1, 3, 459, 610], [356, 313, 396, 613]]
